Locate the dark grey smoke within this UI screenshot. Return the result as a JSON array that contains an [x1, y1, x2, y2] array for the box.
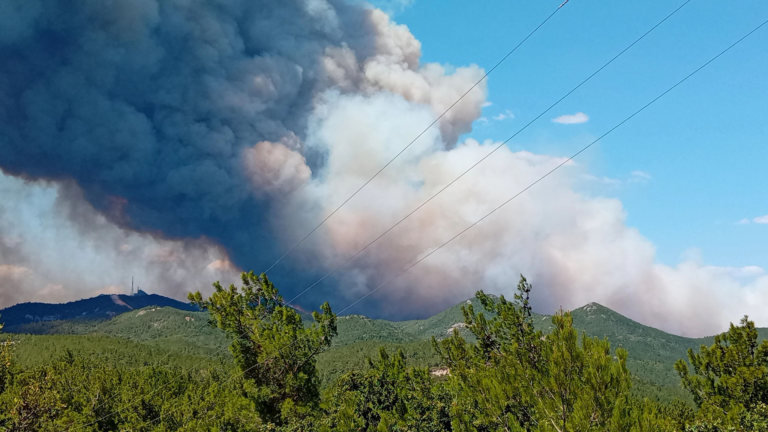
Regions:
[[0, 0, 380, 286]]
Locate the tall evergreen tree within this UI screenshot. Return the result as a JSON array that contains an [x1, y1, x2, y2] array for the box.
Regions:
[[324, 346, 452, 431], [433, 275, 633, 431], [189, 271, 337, 425], [676, 316, 768, 430]]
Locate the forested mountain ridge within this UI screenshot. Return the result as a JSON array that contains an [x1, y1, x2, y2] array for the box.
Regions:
[[7, 293, 765, 358], [0, 290, 195, 330], [4, 293, 768, 406], [2, 277, 768, 430]]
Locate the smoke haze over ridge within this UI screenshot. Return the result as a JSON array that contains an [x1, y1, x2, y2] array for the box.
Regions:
[[0, 0, 766, 336]]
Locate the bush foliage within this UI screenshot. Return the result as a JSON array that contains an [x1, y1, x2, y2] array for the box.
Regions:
[[1, 274, 767, 431]]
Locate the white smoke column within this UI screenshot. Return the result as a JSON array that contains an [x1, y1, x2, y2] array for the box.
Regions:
[[243, 133, 312, 197], [271, 10, 768, 335], [320, 9, 487, 146], [287, 92, 768, 335], [0, 0, 765, 338], [0, 173, 241, 307]]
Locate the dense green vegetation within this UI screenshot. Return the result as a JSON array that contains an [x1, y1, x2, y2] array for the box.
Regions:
[[3, 272, 768, 430], [12, 307, 230, 359], [0, 292, 195, 330], [317, 340, 441, 388], [5, 297, 726, 404], [10, 334, 228, 371]]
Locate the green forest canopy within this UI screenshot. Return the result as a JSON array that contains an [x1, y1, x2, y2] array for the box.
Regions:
[[1, 273, 767, 431]]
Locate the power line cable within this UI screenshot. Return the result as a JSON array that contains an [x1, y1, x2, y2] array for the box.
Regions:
[[284, 0, 692, 306], [129, 4, 578, 409], [66, 1, 704, 428], [65, 5, 569, 428], [338, 16, 768, 315], [262, 2, 569, 275], [279, 6, 768, 378], [131, 14, 768, 430]]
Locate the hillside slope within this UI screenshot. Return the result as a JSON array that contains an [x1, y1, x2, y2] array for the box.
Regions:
[[8, 306, 230, 356], [6, 295, 765, 403], [0, 290, 195, 330], [10, 333, 229, 370]]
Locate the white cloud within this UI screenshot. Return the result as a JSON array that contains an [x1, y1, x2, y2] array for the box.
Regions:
[[736, 215, 768, 224], [630, 170, 652, 181], [582, 170, 650, 187], [481, 101, 493, 108], [552, 112, 589, 124], [493, 110, 515, 121], [581, 174, 621, 186], [627, 170, 652, 184]]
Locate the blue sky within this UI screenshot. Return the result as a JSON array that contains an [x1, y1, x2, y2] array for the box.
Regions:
[[390, 0, 768, 270], [2, 0, 766, 333]]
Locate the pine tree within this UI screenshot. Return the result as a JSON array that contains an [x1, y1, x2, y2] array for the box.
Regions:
[[676, 316, 768, 430], [324, 346, 452, 431], [189, 271, 337, 426], [433, 275, 633, 431]]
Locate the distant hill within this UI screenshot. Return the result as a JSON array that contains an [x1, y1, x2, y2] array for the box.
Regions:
[[0, 290, 196, 331], [321, 300, 768, 402], [5, 294, 767, 404]]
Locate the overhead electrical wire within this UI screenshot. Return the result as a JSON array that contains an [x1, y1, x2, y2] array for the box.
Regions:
[[336, 16, 768, 315], [63, 6, 572, 430], [261, 2, 569, 274], [284, 0, 692, 306], [65, 1, 706, 429], [134, 9, 767, 432]]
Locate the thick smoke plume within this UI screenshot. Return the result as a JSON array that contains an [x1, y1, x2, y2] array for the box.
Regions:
[[0, 0, 480, 269], [0, 0, 765, 336], [0, 173, 242, 307]]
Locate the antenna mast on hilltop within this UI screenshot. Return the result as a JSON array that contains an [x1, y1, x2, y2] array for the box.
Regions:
[[131, 277, 134, 296]]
